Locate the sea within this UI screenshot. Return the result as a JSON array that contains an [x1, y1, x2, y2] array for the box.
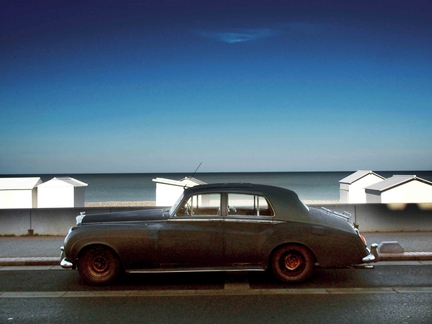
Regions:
[[3, 171, 432, 202]]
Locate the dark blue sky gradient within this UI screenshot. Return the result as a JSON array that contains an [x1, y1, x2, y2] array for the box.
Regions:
[[1, 0, 431, 173]]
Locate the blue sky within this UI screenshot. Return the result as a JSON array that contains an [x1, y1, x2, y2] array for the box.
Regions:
[[1, 0, 431, 174]]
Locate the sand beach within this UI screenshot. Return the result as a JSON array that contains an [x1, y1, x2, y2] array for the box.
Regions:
[[85, 201, 156, 207]]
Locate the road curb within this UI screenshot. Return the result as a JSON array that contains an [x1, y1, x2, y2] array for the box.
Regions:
[[0, 257, 59, 266], [377, 252, 432, 261]]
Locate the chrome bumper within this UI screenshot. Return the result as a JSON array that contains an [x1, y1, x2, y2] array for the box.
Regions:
[[362, 253, 376, 263], [60, 246, 74, 269], [362, 244, 378, 263]]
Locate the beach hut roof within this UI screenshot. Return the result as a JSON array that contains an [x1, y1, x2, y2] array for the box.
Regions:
[[339, 170, 385, 184], [152, 177, 206, 188], [365, 175, 432, 192], [0, 177, 42, 190], [37, 177, 88, 187], [180, 177, 206, 185]]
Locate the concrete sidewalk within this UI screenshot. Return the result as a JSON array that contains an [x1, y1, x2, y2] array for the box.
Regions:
[[0, 232, 431, 266], [0, 236, 64, 266]]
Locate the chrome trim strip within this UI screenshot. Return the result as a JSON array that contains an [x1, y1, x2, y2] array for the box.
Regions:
[[127, 268, 265, 274], [322, 207, 351, 221], [169, 218, 283, 224], [169, 218, 222, 222], [224, 219, 283, 224]]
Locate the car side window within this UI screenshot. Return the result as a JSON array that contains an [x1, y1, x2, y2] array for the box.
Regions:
[[175, 193, 221, 217], [227, 194, 275, 217]]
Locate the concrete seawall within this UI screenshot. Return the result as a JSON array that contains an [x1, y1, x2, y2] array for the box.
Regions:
[[0, 204, 431, 236]]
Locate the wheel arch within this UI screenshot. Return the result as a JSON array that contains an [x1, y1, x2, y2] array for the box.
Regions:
[[76, 243, 123, 285], [74, 241, 124, 269]]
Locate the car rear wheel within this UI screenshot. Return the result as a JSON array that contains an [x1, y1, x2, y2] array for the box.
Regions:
[[271, 244, 314, 282], [77, 245, 120, 285]]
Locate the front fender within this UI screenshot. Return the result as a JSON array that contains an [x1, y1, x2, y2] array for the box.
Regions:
[[64, 223, 160, 270]]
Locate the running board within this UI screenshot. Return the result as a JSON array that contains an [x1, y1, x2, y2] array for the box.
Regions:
[[127, 267, 265, 274], [315, 265, 374, 270]]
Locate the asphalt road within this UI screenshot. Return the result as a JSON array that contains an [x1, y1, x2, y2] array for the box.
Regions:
[[1, 264, 431, 323], [1, 264, 432, 291], [2, 293, 431, 324]]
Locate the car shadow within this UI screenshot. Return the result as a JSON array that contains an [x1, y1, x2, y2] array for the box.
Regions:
[[248, 267, 375, 289], [72, 268, 368, 290], [78, 271, 226, 290]]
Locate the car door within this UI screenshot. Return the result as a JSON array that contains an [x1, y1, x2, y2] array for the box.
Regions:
[[223, 193, 276, 267], [158, 193, 224, 268]]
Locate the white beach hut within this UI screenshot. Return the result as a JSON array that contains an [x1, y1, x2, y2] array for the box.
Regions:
[[365, 175, 432, 203], [152, 177, 206, 206], [339, 170, 385, 203], [37, 177, 88, 208], [0, 177, 42, 208]]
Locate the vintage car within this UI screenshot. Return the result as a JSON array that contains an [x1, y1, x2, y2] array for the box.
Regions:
[[60, 183, 375, 285]]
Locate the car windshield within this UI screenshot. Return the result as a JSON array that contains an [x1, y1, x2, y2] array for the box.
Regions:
[[169, 192, 185, 216]]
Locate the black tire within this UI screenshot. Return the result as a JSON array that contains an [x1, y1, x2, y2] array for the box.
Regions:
[[271, 244, 315, 282], [77, 245, 121, 285]]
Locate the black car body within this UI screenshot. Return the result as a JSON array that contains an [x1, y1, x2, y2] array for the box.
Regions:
[[61, 183, 375, 284]]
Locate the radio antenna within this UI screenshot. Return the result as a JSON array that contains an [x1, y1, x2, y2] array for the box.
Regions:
[[184, 162, 202, 189]]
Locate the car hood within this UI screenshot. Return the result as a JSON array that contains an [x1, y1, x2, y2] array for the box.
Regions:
[[81, 208, 170, 225]]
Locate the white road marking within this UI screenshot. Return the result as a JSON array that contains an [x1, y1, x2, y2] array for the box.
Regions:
[[1, 287, 432, 298]]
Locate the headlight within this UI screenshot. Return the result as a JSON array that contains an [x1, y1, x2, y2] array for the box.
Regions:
[[355, 228, 367, 246]]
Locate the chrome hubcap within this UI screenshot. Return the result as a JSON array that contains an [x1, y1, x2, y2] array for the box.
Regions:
[[284, 253, 302, 271], [92, 256, 108, 273]]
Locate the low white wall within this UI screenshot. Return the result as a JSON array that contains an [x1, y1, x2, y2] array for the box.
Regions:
[[0, 204, 431, 236], [309, 203, 432, 232], [0, 207, 162, 236]]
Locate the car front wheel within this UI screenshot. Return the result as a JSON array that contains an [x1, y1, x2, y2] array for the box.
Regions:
[[271, 244, 314, 282], [77, 245, 121, 285]]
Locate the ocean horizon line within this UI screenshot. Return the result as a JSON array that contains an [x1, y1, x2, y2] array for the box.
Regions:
[[1, 169, 431, 177]]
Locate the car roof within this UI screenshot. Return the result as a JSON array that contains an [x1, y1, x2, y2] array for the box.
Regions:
[[184, 182, 294, 195]]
